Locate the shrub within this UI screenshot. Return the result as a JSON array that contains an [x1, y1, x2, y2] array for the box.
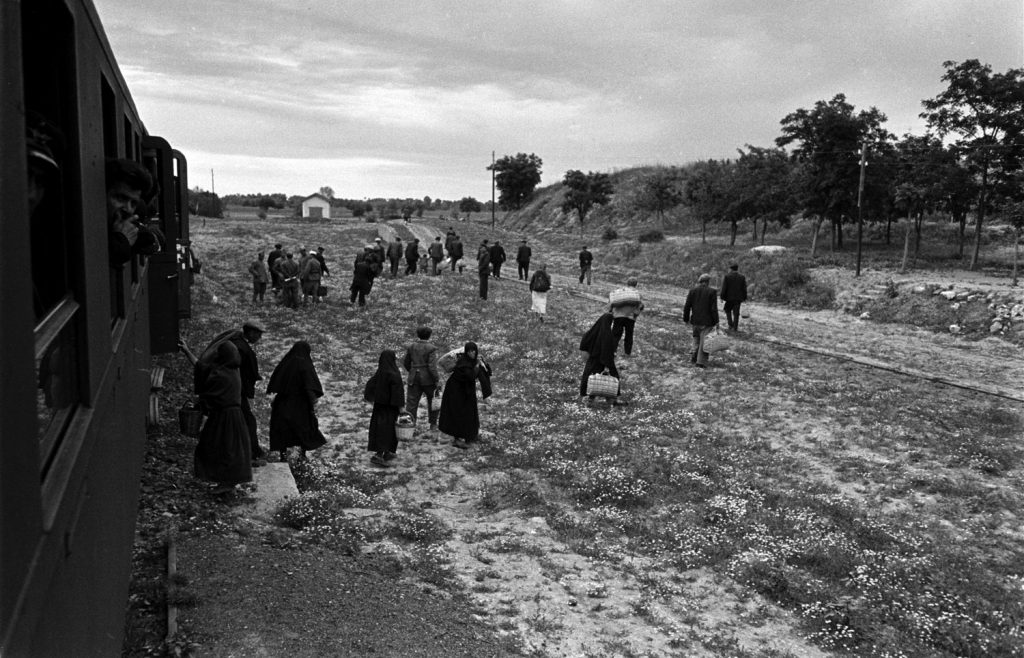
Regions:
[[256, 209, 267, 220], [637, 230, 664, 243], [602, 227, 618, 241]]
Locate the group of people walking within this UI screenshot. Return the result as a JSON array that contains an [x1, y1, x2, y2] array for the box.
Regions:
[[181, 318, 495, 493], [364, 326, 492, 465]]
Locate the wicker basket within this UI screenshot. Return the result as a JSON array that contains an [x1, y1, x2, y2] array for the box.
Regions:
[[608, 287, 642, 308], [395, 415, 415, 440], [586, 373, 620, 397], [178, 402, 203, 437]]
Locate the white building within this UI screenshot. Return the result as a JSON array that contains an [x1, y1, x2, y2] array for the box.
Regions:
[[300, 193, 331, 219]]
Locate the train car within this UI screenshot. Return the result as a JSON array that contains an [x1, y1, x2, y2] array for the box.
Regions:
[[0, 0, 191, 655]]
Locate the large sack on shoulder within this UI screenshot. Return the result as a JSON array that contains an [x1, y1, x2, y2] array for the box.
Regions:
[[609, 287, 642, 308]]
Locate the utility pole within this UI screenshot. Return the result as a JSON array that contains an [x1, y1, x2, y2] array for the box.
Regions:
[[491, 151, 496, 228], [211, 168, 215, 195], [855, 142, 867, 277]]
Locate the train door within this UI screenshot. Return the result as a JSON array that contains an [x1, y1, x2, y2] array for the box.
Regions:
[[142, 136, 180, 353], [173, 149, 194, 318]]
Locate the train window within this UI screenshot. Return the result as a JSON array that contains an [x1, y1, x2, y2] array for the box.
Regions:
[[23, 0, 85, 471]]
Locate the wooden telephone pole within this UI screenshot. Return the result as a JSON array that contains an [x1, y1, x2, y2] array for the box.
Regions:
[[491, 151, 496, 228], [855, 143, 867, 277]]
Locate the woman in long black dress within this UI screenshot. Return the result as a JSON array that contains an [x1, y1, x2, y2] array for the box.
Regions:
[[194, 341, 253, 494], [364, 349, 405, 466], [267, 341, 327, 461], [438, 341, 492, 449]]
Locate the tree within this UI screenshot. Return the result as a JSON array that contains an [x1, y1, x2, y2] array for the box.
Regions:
[[725, 146, 796, 245], [458, 196, 483, 219], [319, 186, 334, 199], [488, 153, 542, 210], [188, 188, 223, 218], [422, 195, 432, 208], [683, 160, 731, 243], [921, 59, 1024, 270], [634, 167, 684, 226], [561, 170, 613, 233], [891, 134, 953, 266], [776, 94, 891, 256]]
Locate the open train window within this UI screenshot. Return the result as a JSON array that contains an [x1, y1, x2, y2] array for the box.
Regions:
[[23, 0, 84, 471]]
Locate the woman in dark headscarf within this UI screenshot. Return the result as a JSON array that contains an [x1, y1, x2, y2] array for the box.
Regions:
[[363, 349, 405, 466], [438, 342, 492, 449], [194, 341, 253, 494], [267, 341, 327, 461]]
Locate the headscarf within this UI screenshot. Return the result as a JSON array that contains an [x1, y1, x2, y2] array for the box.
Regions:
[[373, 349, 403, 401], [214, 340, 241, 369], [455, 341, 479, 369], [267, 340, 323, 397]]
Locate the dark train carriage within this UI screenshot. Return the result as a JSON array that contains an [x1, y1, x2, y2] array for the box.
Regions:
[[1, 0, 190, 655]]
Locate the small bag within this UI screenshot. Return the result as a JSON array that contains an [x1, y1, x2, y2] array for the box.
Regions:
[[702, 330, 730, 353], [586, 373, 619, 398], [317, 285, 328, 297], [395, 413, 415, 440], [178, 400, 203, 437]]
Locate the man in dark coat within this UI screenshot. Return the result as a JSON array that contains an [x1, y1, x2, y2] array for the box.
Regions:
[[578, 246, 593, 285], [477, 240, 492, 300], [275, 252, 301, 309], [720, 263, 748, 331], [405, 238, 421, 275], [683, 273, 720, 368], [449, 236, 465, 273], [232, 321, 266, 461], [489, 241, 507, 278], [428, 237, 444, 275], [516, 239, 532, 280], [350, 249, 374, 306], [387, 237, 404, 278], [267, 244, 284, 293], [402, 326, 440, 434]]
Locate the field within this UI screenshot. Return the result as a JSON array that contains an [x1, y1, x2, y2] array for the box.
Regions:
[[125, 214, 1024, 657]]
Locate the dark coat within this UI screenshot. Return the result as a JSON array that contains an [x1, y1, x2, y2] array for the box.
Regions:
[[449, 240, 464, 261], [267, 342, 327, 452], [528, 270, 551, 293], [516, 244, 532, 263], [579, 313, 619, 369], [350, 260, 373, 293], [438, 352, 492, 441], [405, 242, 420, 262], [489, 244, 506, 264], [364, 350, 405, 453], [230, 336, 261, 399], [579, 249, 593, 268], [683, 284, 720, 326], [428, 241, 444, 259], [477, 245, 491, 272], [720, 271, 748, 302], [387, 241, 404, 261], [194, 348, 252, 485], [313, 252, 329, 276]]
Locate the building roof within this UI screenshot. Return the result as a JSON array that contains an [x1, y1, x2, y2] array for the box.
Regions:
[[301, 193, 331, 203]]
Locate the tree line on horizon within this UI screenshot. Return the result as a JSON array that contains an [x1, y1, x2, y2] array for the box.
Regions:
[[191, 59, 1023, 271]]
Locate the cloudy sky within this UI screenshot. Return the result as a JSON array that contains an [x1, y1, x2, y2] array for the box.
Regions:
[[94, 0, 1022, 201]]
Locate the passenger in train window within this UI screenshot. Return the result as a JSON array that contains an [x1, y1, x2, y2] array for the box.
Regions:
[[106, 158, 164, 266], [26, 112, 65, 318]]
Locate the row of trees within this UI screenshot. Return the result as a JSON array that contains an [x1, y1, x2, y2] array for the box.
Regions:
[[488, 60, 1024, 270]]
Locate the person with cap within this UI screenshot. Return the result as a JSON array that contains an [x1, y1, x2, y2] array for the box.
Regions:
[[489, 240, 507, 278], [366, 239, 384, 279], [683, 273, 720, 368], [404, 238, 421, 275], [106, 158, 163, 267], [578, 245, 594, 285], [516, 239, 532, 280], [720, 263, 748, 331], [402, 325, 441, 436], [371, 237, 386, 277], [267, 244, 284, 292], [350, 247, 374, 307], [428, 236, 444, 275], [313, 246, 330, 302], [448, 234, 464, 273], [248, 251, 269, 303], [179, 321, 268, 463], [477, 239, 492, 300], [26, 111, 65, 318], [275, 252, 301, 309], [387, 236, 404, 278], [267, 244, 284, 293], [299, 247, 323, 305]]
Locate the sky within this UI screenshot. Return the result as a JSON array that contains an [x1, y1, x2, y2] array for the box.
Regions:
[[93, 0, 1023, 201]]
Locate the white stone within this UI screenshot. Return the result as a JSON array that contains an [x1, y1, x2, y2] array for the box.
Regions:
[[950, 302, 961, 310], [859, 312, 871, 320], [949, 324, 962, 334], [955, 291, 970, 301], [750, 245, 788, 256], [939, 290, 958, 300], [912, 285, 927, 294], [991, 322, 1004, 333]]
